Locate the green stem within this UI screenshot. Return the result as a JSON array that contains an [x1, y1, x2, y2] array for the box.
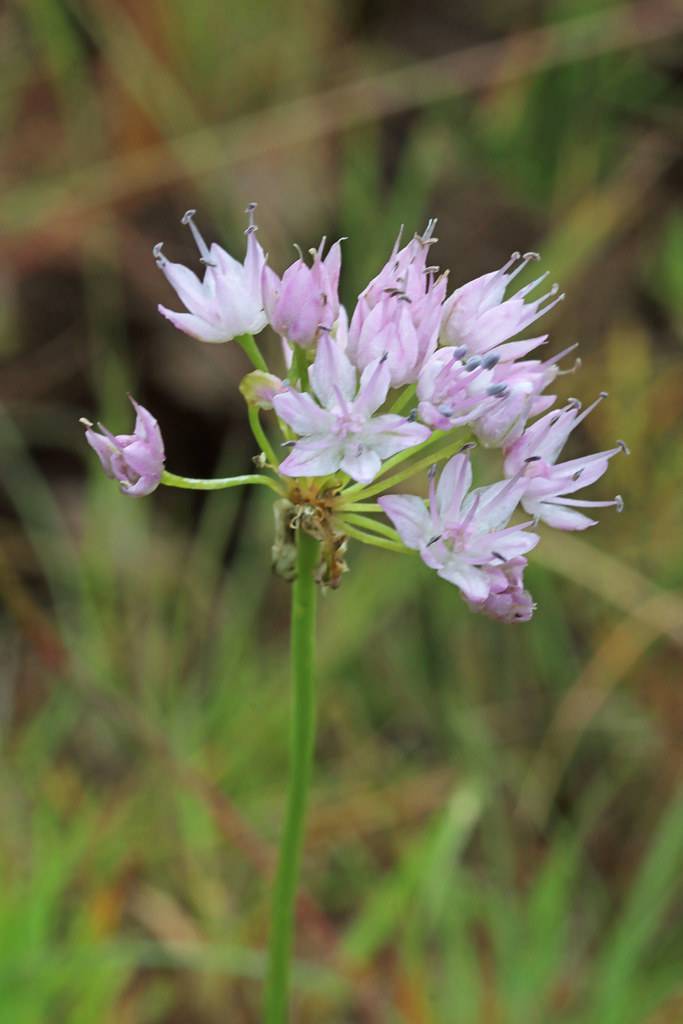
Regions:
[[236, 332, 269, 372], [341, 522, 410, 554], [388, 383, 416, 415], [161, 470, 283, 496], [341, 512, 402, 541], [291, 344, 310, 391], [340, 431, 448, 500], [343, 434, 470, 503], [248, 406, 280, 468], [265, 529, 319, 1023]]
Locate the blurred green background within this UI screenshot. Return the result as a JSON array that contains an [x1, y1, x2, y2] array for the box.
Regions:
[[1, 1, 682, 1021]]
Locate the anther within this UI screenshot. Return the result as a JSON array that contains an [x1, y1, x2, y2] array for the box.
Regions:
[[481, 353, 500, 369], [617, 439, 630, 455], [153, 242, 165, 264], [525, 455, 542, 463], [487, 383, 508, 397], [465, 357, 482, 372], [426, 534, 442, 546], [407, 409, 418, 422], [452, 346, 468, 360], [428, 464, 438, 480], [180, 209, 196, 225], [79, 417, 94, 428], [492, 551, 507, 562], [615, 495, 624, 512], [281, 440, 296, 448]]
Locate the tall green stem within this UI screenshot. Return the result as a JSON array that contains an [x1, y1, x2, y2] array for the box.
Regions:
[[265, 528, 319, 1023], [236, 332, 269, 372]]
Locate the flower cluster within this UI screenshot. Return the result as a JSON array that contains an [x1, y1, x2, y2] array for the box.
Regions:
[[83, 205, 626, 621]]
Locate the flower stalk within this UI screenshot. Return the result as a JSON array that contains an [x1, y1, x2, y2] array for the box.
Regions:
[[265, 528, 319, 1023]]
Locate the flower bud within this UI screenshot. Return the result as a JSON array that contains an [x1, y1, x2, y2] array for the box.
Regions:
[[262, 238, 341, 348], [239, 370, 286, 410], [82, 397, 165, 497]]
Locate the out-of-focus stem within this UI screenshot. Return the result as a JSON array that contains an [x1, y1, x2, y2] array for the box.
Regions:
[[264, 528, 319, 1023], [161, 470, 283, 495]]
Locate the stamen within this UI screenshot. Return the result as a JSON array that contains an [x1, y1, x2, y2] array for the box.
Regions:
[[181, 210, 216, 266], [465, 357, 482, 372], [245, 202, 257, 230], [572, 391, 608, 428], [452, 346, 468, 360], [487, 383, 508, 397], [617, 439, 630, 455], [546, 342, 579, 367], [426, 534, 441, 547], [516, 270, 550, 299], [79, 417, 94, 428], [153, 242, 166, 266], [481, 353, 500, 369]]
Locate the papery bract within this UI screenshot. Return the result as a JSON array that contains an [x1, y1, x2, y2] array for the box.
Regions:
[[273, 335, 430, 484], [155, 207, 267, 343], [83, 397, 165, 497]]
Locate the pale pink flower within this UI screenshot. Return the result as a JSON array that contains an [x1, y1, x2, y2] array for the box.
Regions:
[[471, 343, 579, 448], [378, 453, 538, 605], [273, 335, 430, 483], [155, 206, 267, 343], [504, 395, 627, 530], [360, 221, 438, 307], [464, 557, 535, 622], [441, 252, 564, 357], [416, 347, 508, 430], [262, 238, 341, 348], [82, 397, 165, 497], [347, 222, 446, 386]]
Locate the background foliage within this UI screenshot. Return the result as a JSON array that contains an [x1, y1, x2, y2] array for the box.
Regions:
[[1, 1, 682, 1021]]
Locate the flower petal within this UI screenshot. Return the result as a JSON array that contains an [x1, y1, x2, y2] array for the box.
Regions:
[[340, 447, 382, 483], [309, 334, 356, 408], [279, 437, 344, 477], [378, 495, 431, 549], [158, 305, 229, 343], [273, 389, 334, 435]]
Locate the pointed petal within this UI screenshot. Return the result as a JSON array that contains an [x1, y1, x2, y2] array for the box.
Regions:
[[437, 561, 491, 602], [363, 416, 430, 458], [339, 447, 382, 483], [534, 504, 598, 530], [353, 358, 391, 417], [279, 437, 344, 477], [158, 305, 229, 343], [435, 454, 472, 520], [273, 389, 333, 435], [378, 495, 431, 549], [309, 334, 357, 407]]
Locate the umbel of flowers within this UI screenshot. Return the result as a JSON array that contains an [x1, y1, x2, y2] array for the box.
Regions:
[[82, 205, 627, 1023], [84, 205, 626, 621]]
